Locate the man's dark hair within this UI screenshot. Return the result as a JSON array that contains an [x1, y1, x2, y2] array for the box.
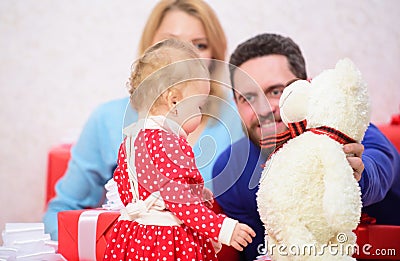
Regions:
[[229, 33, 307, 88]]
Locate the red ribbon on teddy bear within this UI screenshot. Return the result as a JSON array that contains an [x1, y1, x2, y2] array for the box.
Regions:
[[260, 119, 356, 155]]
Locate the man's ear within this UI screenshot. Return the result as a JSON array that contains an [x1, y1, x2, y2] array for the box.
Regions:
[[165, 87, 183, 110]]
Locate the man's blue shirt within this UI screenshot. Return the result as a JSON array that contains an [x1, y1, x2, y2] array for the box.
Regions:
[[212, 123, 400, 261]]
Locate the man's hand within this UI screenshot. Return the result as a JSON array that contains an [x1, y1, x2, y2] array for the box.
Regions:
[[343, 143, 365, 181]]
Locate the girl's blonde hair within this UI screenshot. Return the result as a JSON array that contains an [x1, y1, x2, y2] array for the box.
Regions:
[[129, 38, 209, 115]]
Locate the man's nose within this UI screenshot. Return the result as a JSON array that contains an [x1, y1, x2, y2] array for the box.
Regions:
[[254, 98, 278, 117]]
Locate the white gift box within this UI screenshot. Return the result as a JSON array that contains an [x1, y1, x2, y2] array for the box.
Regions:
[[0, 223, 63, 261], [2, 223, 49, 247]]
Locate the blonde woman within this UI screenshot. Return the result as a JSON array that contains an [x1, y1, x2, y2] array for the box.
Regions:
[[43, 0, 243, 241]]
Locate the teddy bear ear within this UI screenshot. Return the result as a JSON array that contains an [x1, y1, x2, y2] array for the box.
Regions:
[[334, 58, 363, 93], [280, 80, 311, 126]]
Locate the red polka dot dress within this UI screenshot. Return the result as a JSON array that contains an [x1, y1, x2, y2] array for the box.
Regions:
[[104, 128, 229, 261]]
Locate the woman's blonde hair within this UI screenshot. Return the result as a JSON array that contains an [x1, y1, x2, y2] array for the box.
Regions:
[[129, 38, 209, 115], [138, 0, 226, 62]]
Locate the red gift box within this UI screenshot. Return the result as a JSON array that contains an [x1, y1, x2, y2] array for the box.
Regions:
[[58, 209, 119, 261], [353, 222, 400, 260], [46, 144, 72, 205]]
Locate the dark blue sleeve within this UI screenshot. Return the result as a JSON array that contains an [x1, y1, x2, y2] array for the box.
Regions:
[[360, 124, 400, 206], [212, 140, 267, 261]]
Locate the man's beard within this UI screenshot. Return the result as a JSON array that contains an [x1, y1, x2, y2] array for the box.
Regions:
[[242, 121, 262, 148], [241, 123, 274, 160], [244, 119, 285, 150]]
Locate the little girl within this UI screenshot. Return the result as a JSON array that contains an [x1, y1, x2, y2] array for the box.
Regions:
[[103, 38, 255, 260]]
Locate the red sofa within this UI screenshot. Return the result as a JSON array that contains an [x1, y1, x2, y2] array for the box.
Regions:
[[378, 114, 400, 152]]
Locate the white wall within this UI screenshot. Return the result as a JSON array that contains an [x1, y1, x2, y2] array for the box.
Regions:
[[0, 0, 399, 240]]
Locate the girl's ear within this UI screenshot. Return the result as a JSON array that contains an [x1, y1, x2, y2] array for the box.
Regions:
[[165, 87, 183, 110]]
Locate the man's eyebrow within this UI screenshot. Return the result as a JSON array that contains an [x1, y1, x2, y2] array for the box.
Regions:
[[264, 83, 285, 93], [285, 78, 301, 87], [237, 91, 257, 97]]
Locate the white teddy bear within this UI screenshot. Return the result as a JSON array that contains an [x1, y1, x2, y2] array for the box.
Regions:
[[256, 58, 370, 261]]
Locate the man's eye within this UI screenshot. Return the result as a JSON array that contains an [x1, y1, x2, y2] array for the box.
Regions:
[[244, 95, 255, 103], [267, 87, 284, 98], [238, 94, 255, 104]]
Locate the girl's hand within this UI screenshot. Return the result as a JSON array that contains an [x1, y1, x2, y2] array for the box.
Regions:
[[230, 223, 256, 251], [212, 240, 222, 254], [203, 187, 214, 208]]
